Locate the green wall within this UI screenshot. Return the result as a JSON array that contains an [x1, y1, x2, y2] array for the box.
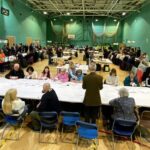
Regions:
[[123, 3, 150, 56], [47, 17, 123, 47], [0, 0, 47, 45]]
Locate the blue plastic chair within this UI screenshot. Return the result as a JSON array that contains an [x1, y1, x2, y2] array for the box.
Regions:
[[60, 111, 80, 143], [1, 115, 24, 140], [38, 111, 59, 143], [76, 121, 99, 150], [112, 119, 138, 150]]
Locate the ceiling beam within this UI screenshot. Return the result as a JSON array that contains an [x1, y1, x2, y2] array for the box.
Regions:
[[82, 0, 85, 18], [48, 0, 63, 15]]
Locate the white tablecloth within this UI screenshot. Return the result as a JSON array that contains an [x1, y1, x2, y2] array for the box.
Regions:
[[0, 78, 150, 107]]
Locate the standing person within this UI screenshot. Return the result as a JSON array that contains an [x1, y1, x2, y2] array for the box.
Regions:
[[82, 62, 103, 123], [47, 47, 54, 65], [84, 46, 90, 65]]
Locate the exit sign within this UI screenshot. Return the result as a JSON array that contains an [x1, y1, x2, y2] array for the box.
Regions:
[[1, 7, 9, 16]]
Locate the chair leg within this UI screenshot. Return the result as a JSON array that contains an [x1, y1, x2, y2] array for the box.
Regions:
[[1, 123, 9, 140], [76, 134, 79, 150], [39, 126, 42, 143], [61, 124, 64, 141], [112, 134, 115, 150], [56, 126, 59, 144]]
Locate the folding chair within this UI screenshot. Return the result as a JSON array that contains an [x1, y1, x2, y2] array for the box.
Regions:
[[140, 110, 150, 143], [38, 112, 59, 144], [1, 115, 24, 140], [60, 111, 80, 143], [76, 121, 99, 150], [112, 119, 138, 150]]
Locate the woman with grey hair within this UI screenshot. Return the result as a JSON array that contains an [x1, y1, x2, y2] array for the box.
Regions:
[[109, 87, 137, 122]]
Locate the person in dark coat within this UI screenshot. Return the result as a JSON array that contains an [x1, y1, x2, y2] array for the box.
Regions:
[[82, 62, 103, 123], [29, 83, 61, 131], [5, 63, 24, 79]]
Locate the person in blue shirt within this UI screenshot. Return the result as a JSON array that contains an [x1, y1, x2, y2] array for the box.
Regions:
[[124, 71, 139, 86], [76, 69, 83, 81], [68, 61, 77, 80]]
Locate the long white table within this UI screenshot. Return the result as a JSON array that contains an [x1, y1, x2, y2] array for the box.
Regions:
[[0, 78, 150, 107]]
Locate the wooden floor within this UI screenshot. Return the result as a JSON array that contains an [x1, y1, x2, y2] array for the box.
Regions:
[[0, 53, 150, 150]]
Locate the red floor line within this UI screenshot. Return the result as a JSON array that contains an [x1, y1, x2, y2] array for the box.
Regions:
[[99, 129, 150, 149]]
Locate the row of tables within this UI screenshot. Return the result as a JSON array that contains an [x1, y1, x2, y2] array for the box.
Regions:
[[0, 78, 150, 107]]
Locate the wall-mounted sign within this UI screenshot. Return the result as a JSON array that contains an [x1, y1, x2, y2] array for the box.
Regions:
[[1, 7, 9, 16]]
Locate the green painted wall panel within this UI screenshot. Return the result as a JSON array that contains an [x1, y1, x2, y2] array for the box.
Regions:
[[123, 3, 150, 56], [0, 0, 46, 45]]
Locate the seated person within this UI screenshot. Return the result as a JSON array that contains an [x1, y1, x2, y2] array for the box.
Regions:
[[5, 63, 25, 79], [25, 66, 38, 79], [106, 68, 119, 86], [145, 72, 150, 87], [0, 49, 6, 72], [68, 61, 77, 80], [75, 69, 83, 82], [55, 68, 69, 82], [124, 71, 139, 86], [109, 88, 138, 125], [39, 66, 51, 80], [29, 83, 61, 131], [2, 88, 27, 120]]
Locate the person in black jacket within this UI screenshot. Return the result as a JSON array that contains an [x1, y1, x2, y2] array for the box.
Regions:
[[29, 83, 61, 131], [5, 63, 24, 79]]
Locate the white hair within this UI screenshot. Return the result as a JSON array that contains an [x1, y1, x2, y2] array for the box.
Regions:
[[119, 88, 129, 97], [88, 62, 96, 72]]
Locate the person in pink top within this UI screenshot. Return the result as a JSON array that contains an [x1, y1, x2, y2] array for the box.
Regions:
[[55, 68, 69, 82]]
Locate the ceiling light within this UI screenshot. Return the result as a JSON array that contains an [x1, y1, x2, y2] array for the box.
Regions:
[[114, 19, 117, 22], [95, 19, 98, 22], [70, 18, 73, 22], [67, 12, 70, 15], [122, 12, 126, 16], [43, 11, 48, 15], [54, 18, 56, 21]]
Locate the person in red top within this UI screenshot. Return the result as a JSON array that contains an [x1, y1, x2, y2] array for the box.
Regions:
[[0, 49, 6, 72]]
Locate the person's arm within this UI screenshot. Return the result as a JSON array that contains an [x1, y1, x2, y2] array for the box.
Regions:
[[82, 76, 86, 89], [145, 78, 150, 87], [134, 77, 140, 86], [12, 99, 25, 114], [106, 76, 112, 85], [69, 69, 77, 80], [115, 76, 119, 86], [124, 76, 130, 86], [5, 70, 12, 79], [99, 76, 103, 90], [19, 70, 25, 78], [36, 95, 46, 112]]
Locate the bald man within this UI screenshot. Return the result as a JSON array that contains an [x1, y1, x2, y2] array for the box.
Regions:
[[29, 83, 61, 131], [5, 63, 24, 79]]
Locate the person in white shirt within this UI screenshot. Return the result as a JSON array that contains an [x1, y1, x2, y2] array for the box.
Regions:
[[2, 88, 26, 118], [25, 66, 38, 79], [106, 68, 119, 86]]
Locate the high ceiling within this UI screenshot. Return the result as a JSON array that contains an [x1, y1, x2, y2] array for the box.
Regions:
[[25, 0, 148, 18]]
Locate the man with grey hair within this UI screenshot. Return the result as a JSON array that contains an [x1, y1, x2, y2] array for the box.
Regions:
[[28, 83, 61, 131], [109, 87, 137, 123], [5, 63, 24, 79], [82, 62, 103, 123]]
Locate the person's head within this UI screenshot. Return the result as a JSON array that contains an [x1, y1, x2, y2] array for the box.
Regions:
[[42, 83, 51, 93], [13, 63, 20, 71], [26, 66, 34, 75], [110, 68, 117, 76], [69, 61, 75, 69], [0, 49, 3, 54], [119, 88, 129, 98], [129, 71, 135, 79], [76, 69, 82, 76], [88, 62, 96, 72], [43, 66, 50, 78], [2, 88, 17, 114], [60, 68, 66, 75]]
